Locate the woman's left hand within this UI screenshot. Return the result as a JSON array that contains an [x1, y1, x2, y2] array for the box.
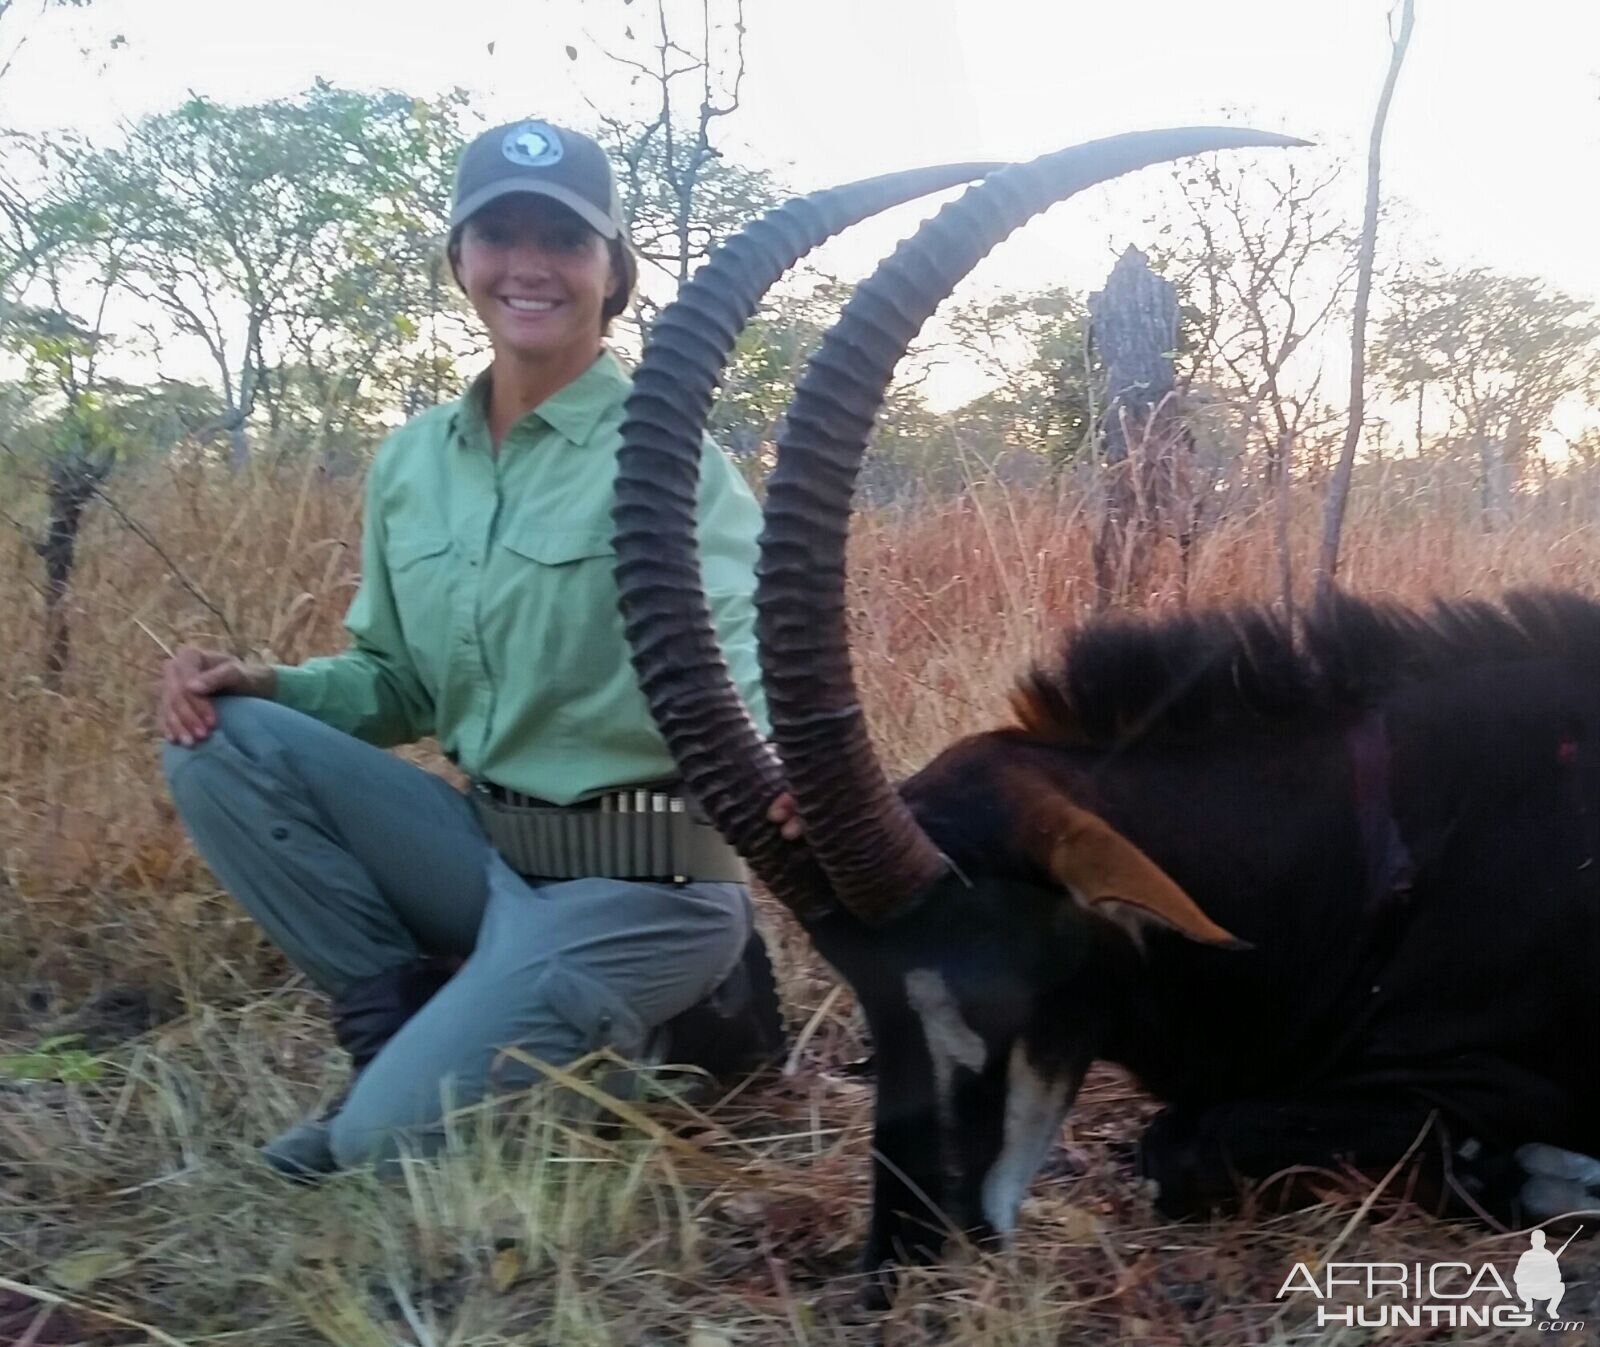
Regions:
[[767, 791, 805, 841]]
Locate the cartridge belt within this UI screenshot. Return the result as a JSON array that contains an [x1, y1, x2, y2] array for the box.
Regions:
[[470, 781, 747, 884]]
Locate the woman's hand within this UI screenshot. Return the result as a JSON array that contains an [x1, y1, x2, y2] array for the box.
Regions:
[[158, 646, 274, 746], [766, 791, 805, 841]]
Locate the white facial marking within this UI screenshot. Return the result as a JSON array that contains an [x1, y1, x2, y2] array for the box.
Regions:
[[1517, 1142, 1600, 1185], [905, 968, 986, 1080], [904, 967, 987, 1150], [980, 1040, 1081, 1236]]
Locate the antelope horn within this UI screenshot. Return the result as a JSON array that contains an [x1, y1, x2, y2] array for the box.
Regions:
[[613, 162, 1003, 921], [757, 128, 1308, 924]]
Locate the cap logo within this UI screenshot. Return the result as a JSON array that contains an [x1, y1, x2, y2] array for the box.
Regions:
[[502, 122, 564, 168]]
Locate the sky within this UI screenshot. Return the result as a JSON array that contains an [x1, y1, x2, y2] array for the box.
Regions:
[[5, 0, 1599, 415]]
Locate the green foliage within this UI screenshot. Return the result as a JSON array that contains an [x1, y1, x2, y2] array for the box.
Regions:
[[1374, 263, 1600, 457], [0, 68, 786, 473], [0, 1033, 105, 1083], [11, 58, 1586, 513], [703, 275, 1103, 499], [703, 281, 993, 501], [941, 287, 1098, 467], [55, 84, 473, 462], [0, 27, 1091, 498], [4, 374, 222, 471], [708, 283, 837, 456]]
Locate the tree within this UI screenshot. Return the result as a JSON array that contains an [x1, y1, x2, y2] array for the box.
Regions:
[[1146, 149, 1357, 490], [1373, 264, 1600, 525], [1138, 147, 1356, 609], [0, 81, 464, 685], [0, 0, 104, 87], [1088, 247, 1187, 608], [708, 283, 837, 460], [84, 85, 468, 468], [266, 87, 472, 461], [939, 285, 1096, 467], [706, 281, 958, 502], [572, 0, 786, 329], [1317, 0, 1416, 604], [0, 129, 141, 688]]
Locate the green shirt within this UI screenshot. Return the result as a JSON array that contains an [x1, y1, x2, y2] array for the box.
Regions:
[[272, 349, 768, 804]]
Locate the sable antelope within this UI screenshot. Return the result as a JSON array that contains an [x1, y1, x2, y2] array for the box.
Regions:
[[611, 130, 1600, 1272]]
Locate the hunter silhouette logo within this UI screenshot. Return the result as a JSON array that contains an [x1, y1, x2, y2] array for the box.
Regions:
[[502, 123, 563, 168], [1276, 1227, 1584, 1332], [1516, 1228, 1569, 1317]]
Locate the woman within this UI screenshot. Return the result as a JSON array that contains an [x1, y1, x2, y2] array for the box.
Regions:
[[157, 119, 793, 1177]]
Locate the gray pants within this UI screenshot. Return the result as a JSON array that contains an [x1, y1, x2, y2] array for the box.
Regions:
[[160, 697, 751, 1168]]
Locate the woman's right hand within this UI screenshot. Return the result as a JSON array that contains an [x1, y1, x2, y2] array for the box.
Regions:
[[158, 646, 274, 745]]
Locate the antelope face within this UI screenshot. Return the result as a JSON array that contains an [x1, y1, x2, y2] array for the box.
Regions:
[[809, 875, 1103, 1269]]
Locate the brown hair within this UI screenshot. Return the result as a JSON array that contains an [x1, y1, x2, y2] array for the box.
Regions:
[[601, 233, 638, 331], [445, 221, 637, 336]]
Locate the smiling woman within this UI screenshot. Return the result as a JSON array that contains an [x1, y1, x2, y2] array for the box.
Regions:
[[454, 197, 618, 363], [151, 118, 785, 1180], [444, 123, 640, 433]]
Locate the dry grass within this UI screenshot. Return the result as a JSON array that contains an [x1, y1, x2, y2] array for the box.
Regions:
[[3, 451, 1599, 1343]]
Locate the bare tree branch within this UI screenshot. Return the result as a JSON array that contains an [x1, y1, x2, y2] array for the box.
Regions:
[[1316, 0, 1416, 602], [89, 484, 240, 647]]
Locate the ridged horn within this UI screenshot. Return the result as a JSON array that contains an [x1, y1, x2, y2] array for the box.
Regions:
[[757, 128, 1308, 924], [613, 162, 1002, 921]]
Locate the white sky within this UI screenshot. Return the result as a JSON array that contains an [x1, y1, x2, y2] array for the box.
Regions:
[[6, 0, 1599, 417]]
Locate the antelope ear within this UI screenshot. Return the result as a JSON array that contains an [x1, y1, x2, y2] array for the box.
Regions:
[[1037, 797, 1243, 947]]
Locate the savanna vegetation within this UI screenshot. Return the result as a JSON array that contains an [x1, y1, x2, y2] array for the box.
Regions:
[[3, 0, 1597, 1342]]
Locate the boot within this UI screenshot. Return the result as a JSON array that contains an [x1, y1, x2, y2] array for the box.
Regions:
[[260, 956, 457, 1178], [651, 929, 786, 1085]]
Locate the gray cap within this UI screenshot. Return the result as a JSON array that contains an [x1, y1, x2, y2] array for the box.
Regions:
[[450, 119, 624, 239]]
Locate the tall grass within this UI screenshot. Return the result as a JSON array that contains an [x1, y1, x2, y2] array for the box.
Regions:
[[3, 452, 1598, 1343], [7, 452, 1600, 899]]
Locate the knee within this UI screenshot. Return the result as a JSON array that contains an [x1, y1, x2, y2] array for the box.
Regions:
[[208, 695, 302, 753], [161, 697, 291, 783], [162, 698, 308, 825]]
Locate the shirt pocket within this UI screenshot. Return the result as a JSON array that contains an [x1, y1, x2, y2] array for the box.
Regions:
[[490, 527, 624, 710], [497, 529, 615, 567], [386, 536, 454, 652]]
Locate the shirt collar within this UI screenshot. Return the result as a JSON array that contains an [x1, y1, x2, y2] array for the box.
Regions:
[[449, 348, 631, 450]]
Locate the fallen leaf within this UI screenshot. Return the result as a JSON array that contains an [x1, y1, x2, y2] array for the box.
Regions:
[[45, 1246, 129, 1291], [1059, 1203, 1103, 1242], [719, 1192, 769, 1226], [688, 1324, 734, 1347], [490, 1245, 524, 1294]]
